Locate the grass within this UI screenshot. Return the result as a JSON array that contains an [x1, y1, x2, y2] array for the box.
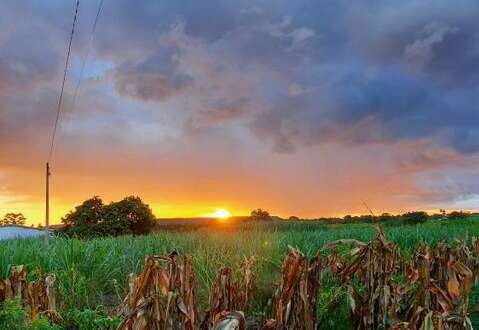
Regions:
[[1, 217, 479, 326]]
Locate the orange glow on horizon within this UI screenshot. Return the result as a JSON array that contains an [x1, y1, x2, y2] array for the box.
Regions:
[[0, 196, 242, 225], [200, 208, 232, 219]]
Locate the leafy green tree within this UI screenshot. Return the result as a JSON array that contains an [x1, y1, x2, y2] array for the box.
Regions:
[[61, 197, 104, 238], [101, 196, 156, 236], [0, 213, 26, 226], [61, 196, 156, 238]]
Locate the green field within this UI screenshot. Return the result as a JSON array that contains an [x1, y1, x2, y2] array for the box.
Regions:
[[1, 218, 479, 328]]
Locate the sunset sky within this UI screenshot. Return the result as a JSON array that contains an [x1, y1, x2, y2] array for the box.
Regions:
[[1, 1, 479, 224]]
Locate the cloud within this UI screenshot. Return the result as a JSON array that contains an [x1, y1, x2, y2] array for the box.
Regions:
[[261, 16, 316, 50], [405, 22, 458, 68], [1, 0, 479, 218], [114, 64, 190, 102]]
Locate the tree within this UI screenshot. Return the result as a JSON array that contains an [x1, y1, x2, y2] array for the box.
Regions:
[[250, 208, 271, 221], [101, 196, 156, 236], [378, 213, 394, 222], [61, 196, 104, 238], [61, 196, 156, 238], [402, 211, 428, 225], [0, 212, 26, 226], [447, 211, 470, 219]]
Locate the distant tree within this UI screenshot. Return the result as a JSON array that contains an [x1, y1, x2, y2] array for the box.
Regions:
[[402, 211, 428, 225], [378, 213, 394, 222], [61, 196, 156, 238], [343, 215, 353, 222], [288, 216, 300, 221], [250, 208, 271, 221], [0, 212, 26, 226], [447, 211, 470, 219]]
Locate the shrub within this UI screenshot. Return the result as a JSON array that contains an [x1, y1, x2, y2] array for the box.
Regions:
[[29, 319, 62, 330], [401, 211, 428, 225], [0, 300, 60, 330], [63, 308, 120, 330], [0, 299, 25, 329]]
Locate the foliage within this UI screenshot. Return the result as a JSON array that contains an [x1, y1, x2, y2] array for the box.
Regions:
[[1, 217, 479, 327], [250, 208, 271, 221], [448, 210, 471, 219], [0, 299, 26, 329], [1, 212, 26, 226], [101, 196, 156, 236], [0, 300, 60, 330], [401, 211, 428, 225], [63, 308, 119, 330], [61, 196, 156, 238], [29, 319, 62, 330], [377, 212, 394, 222]]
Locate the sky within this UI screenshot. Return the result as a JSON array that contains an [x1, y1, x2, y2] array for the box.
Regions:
[[1, 0, 479, 224]]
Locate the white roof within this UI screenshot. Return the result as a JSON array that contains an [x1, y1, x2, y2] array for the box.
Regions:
[[0, 225, 49, 241]]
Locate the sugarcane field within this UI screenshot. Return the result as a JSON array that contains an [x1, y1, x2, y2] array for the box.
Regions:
[[2, 215, 479, 329]]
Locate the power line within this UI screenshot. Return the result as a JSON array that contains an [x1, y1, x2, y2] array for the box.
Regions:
[[48, 0, 80, 161], [65, 0, 105, 125]]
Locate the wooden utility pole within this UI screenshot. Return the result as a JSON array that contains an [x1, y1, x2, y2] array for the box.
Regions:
[[45, 162, 51, 241]]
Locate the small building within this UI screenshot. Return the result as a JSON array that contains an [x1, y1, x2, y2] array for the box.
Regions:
[[0, 225, 49, 241]]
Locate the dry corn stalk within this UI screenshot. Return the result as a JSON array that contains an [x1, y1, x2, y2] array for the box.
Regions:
[[326, 225, 402, 329], [262, 246, 321, 330], [10, 265, 28, 300], [398, 241, 476, 329], [117, 251, 197, 330], [201, 257, 255, 330], [0, 265, 27, 302], [27, 272, 62, 323], [211, 311, 246, 330], [0, 266, 61, 323]]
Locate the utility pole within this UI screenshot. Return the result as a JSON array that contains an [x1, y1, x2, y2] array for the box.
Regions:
[[45, 162, 51, 241]]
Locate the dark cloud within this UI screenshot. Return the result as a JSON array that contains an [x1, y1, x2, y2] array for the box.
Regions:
[[114, 56, 191, 102], [1, 0, 479, 215]]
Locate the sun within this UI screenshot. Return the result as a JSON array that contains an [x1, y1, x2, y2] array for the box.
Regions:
[[210, 209, 231, 219]]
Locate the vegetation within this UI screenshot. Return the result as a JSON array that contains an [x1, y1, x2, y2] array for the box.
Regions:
[[60, 196, 156, 238], [302, 210, 475, 225], [0, 212, 26, 226], [250, 208, 271, 221], [0, 299, 60, 330], [63, 308, 119, 330], [0, 216, 479, 328], [401, 211, 429, 225]]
